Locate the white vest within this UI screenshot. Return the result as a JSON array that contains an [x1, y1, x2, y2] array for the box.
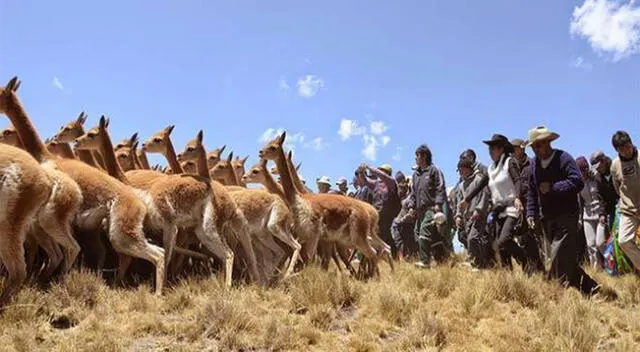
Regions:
[[488, 156, 518, 218]]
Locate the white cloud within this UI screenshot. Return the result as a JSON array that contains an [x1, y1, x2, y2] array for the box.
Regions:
[[370, 121, 389, 135], [570, 0, 640, 61], [279, 78, 290, 91], [392, 146, 403, 161], [338, 119, 392, 161], [570, 56, 594, 70], [52, 76, 64, 91], [305, 137, 328, 151], [362, 135, 378, 161], [297, 74, 324, 98], [338, 119, 366, 140], [259, 128, 329, 152]]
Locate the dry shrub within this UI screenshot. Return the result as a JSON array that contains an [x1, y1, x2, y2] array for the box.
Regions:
[[308, 303, 337, 330], [537, 293, 602, 352], [403, 309, 447, 349], [373, 286, 415, 326], [287, 267, 360, 312], [0, 287, 45, 325]]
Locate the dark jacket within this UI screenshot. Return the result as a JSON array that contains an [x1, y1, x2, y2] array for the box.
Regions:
[[515, 155, 532, 203], [597, 171, 619, 217], [526, 149, 584, 219], [407, 164, 446, 214]]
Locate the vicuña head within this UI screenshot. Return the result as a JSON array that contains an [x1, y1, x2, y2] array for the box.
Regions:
[[259, 131, 286, 160], [142, 125, 174, 154], [0, 125, 20, 146], [177, 130, 204, 163], [242, 158, 269, 184], [75, 116, 109, 150], [56, 112, 88, 143], [206, 145, 226, 169]]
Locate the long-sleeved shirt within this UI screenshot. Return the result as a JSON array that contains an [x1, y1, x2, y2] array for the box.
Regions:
[[459, 161, 488, 203], [611, 147, 640, 216], [363, 168, 401, 218], [354, 184, 374, 205], [526, 149, 584, 219], [406, 164, 446, 214], [454, 173, 489, 221], [579, 170, 606, 221]]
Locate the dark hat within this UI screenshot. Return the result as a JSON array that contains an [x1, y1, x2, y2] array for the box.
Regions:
[[510, 138, 527, 148], [482, 134, 514, 153], [590, 150, 605, 169]]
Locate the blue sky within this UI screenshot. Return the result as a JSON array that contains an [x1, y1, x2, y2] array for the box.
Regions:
[[1, 0, 638, 193]]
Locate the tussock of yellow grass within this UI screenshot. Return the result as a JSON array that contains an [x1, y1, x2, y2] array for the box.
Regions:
[[1, 258, 639, 351]]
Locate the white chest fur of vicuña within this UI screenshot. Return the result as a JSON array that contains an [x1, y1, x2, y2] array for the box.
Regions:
[[0, 163, 23, 224]]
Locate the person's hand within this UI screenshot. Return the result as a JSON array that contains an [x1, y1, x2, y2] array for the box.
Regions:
[[540, 182, 551, 195], [599, 215, 607, 225], [458, 199, 468, 211], [455, 217, 463, 229], [527, 217, 536, 229], [471, 210, 480, 221], [514, 198, 523, 213], [434, 204, 442, 213]]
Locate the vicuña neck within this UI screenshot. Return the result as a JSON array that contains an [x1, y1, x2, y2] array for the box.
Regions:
[[4, 96, 52, 162], [57, 142, 76, 159], [274, 148, 299, 205], [137, 149, 151, 169], [196, 148, 211, 180], [162, 140, 183, 174], [99, 131, 129, 184], [261, 168, 286, 201]]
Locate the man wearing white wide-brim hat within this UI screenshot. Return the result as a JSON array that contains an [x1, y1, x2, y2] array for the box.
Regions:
[[525, 126, 600, 296]]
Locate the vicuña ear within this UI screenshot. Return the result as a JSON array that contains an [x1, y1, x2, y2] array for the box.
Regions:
[[6, 76, 19, 91], [197, 130, 203, 143], [130, 133, 138, 145], [219, 145, 226, 154], [77, 112, 87, 125], [164, 125, 175, 136], [260, 158, 268, 168], [278, 131, 287, 145], [241, 155, 249, 164], [99, 115, 108, 129], [296, 162, 302, 171], [227, 152, 234, 162]]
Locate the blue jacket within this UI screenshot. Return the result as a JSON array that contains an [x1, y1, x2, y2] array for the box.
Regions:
[[526, 149, 584, 219]]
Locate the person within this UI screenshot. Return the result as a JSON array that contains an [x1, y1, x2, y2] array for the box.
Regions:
[[454, 157, 491, 269], [483, 134, 530, 272], [610, 131, 640, 271], [353, 170, 374, 204], [316, 176, 331, 193], [591, 151, 619, 229], [511, 138, 546, 272], [360, 163, 402, 258], [406, 144, 448, 268], [392, 171, 418, 260], [457, 149, 489, 210], [525, 126, 599, 295], [575, 156, 607, 269], [333, 177, 349, 195]]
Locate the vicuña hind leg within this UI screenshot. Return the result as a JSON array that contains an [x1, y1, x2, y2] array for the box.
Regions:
[[197, 224, 234, 287], [109, 202, 165, 294], [38, 216, 81, 275], [0, 222, 28, 310], [267, 220, 300, 280], [229, 217, 264, 285]]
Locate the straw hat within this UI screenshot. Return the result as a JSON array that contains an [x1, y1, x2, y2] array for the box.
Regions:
[[526, 126, 559, 146]]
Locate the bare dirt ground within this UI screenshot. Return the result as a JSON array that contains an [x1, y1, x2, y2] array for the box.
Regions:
[[1, 257, 639, 351]]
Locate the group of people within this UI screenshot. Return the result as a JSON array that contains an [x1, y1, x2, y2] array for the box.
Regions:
[[315, 126, 639, 297]]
